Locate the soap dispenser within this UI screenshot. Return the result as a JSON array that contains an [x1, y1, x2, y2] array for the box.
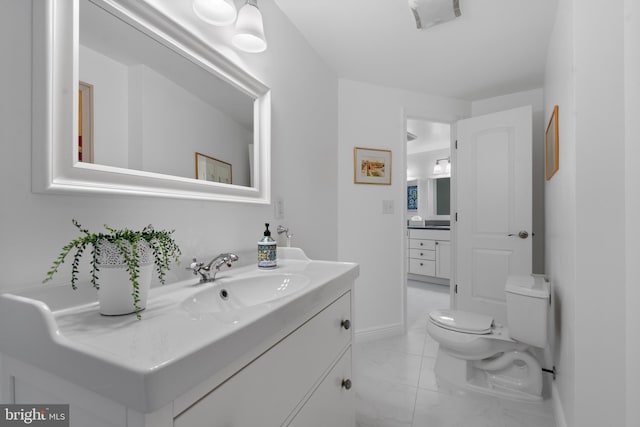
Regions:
[[258, 223, 277, 269]]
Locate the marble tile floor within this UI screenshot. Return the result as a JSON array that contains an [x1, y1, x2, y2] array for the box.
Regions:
[[353, 280, 556, 427]]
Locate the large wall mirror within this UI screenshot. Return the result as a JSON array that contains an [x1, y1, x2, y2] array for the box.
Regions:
[[32, 0, 271, 203]]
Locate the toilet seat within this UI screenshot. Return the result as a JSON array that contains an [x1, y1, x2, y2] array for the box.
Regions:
[[429, 310, 494, 335]]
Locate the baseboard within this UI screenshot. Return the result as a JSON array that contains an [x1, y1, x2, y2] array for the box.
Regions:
[[354, 322, 404, 344], [552, 382, 568, 427]]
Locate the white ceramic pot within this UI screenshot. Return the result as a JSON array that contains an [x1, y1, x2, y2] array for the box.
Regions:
[[96, 239, 154, 316]]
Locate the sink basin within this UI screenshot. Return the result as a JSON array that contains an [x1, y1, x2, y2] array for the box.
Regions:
[[182, 273, 311, 314]]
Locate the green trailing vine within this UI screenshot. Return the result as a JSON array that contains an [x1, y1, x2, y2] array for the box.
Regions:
[[44, 220, 181, 319]]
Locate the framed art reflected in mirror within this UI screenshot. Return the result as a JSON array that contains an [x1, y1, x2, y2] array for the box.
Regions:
[[196, 152, 232, 184], [545, 105, 559, 180]]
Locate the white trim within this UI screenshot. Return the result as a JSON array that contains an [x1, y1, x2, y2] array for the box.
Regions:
[[354, 322, 404, 344], [31, 0, 271, 204], [552, 383, 568, 427]]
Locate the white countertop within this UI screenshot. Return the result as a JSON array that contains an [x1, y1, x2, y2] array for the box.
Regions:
[[0, 248, 359, 413]]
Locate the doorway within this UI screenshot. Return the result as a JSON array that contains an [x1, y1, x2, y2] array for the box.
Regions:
[[404, 117, 454, 329]]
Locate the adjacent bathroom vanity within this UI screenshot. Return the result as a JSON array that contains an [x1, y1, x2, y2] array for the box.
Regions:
[[0, 249, 358, 427], [407, 227, 451, 282]]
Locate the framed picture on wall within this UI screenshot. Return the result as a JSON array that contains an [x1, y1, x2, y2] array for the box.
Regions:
[[195, 152, 232, 184], [545, 105, 559, 180], [354, 147, 392, 185], [407, 185, 418, 210]]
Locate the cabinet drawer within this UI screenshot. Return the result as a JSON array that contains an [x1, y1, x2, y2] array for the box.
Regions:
[[409, 229, 450, 240], [287, 348, 353, 427], [409, 239, 436, 250], [409, 258, 436, 276], [174, 292, 352, 427], [409, 248, 435, 260]]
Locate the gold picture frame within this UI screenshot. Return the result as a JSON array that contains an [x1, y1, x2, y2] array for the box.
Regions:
[[195, 152, 232, 184], [354, 147, 392, 185], [545, 105, 559, 180]]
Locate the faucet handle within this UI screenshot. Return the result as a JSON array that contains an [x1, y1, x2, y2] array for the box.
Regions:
[[223, 253, 239, 268], [187, 258, 203, 275]]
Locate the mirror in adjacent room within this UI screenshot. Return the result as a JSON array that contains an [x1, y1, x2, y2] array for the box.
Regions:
[[32, 0, 271, 203], [406, 118, 452, 221]]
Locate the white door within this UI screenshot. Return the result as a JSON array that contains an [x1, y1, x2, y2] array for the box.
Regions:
[[435, 240, 451, 279], [455, 106, 532, 324]]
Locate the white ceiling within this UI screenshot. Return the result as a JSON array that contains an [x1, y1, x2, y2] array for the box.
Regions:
[[272, 0, 558, 101]]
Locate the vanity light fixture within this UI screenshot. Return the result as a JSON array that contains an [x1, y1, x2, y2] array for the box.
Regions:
[[192, 0, 238, 26], [232, 0, 268, 53], [433, 157, 450, 175]]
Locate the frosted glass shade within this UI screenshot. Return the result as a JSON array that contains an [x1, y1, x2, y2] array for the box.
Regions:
[[232, 2, 267, 53], [433, 162, 443, 174], [193, 0, 237, 26]]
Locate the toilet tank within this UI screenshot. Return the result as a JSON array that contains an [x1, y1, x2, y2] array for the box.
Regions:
[[505, 275, 550, 348]]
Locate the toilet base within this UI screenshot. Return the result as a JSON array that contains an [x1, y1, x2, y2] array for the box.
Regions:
[[434, 348, 543, 402]]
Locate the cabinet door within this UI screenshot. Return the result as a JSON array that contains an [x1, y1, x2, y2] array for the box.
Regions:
[[174, 293, 351, 427], [436, 241, 451, 279], [287, 349, 353, 427]]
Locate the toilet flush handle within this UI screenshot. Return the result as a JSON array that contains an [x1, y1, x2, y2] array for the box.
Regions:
[[508, 231, 529, 239]]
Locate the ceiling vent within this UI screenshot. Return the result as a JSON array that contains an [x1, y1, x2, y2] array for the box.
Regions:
[[409, 0, 461, 30]]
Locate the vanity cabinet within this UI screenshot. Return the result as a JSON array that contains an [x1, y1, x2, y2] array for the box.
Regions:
[[408, 229, 451, 280], [0, 251, 358, 427], [175, 292, 353, 427]]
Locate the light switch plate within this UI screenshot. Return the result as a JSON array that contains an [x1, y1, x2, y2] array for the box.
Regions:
[[382, 200, 394, 214]]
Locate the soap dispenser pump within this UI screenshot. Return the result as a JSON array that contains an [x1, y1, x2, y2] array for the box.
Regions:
[[258, 223, 277, 269]]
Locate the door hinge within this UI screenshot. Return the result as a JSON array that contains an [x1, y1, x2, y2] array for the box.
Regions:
[[455, 140, 458, 149], [455, 284, 458, 293], [455, 212, 458, 222]]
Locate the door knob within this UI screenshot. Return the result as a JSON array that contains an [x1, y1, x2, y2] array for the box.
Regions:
[[341, 379, 352, 390], [508, 231, 529, 239], [341, 319, 351, 330]]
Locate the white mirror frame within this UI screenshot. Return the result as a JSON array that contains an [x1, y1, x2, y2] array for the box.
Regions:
[[32, 0, 271, 204]]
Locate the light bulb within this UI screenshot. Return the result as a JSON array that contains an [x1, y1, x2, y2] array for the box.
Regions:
[[193, 0, 237, 26], [233, 0, 267, 53], [433, 162, 443, 175]]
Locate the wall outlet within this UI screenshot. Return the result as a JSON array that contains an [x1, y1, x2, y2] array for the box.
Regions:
[[382, 200, 394, 214]]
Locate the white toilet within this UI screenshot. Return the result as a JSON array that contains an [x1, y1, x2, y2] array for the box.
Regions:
[[426, 275, 550, 401]]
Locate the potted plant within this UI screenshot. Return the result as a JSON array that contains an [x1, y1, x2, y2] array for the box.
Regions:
[[44, 220, 181, 319]]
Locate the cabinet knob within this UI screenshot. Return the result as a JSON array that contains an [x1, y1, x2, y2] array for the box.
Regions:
[[420, 262, 423, 266], [420, 252, 424, 256], [420, 242, 424, 246], [435, 241, 439, 245], [341, 379, 352, 390], [341, 319, 351, 330]]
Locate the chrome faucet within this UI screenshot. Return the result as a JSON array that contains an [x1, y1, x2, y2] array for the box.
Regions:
[[277, 225, 293, 247], [188, 253, 239, 283]]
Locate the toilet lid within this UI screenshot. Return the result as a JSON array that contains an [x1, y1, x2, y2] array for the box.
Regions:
[[429, 310, 494, 335]]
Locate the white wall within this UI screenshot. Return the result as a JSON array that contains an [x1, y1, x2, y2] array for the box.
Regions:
[[544, 0, 576, 423], [337, 79, 469, 336], [0, 0, 338, 296], [545, 0, 632, 426], [131, 65, 252, 185], [471, 89, 545, 274], [79, 45, 130, 168], [626, 1, 640, 425]]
